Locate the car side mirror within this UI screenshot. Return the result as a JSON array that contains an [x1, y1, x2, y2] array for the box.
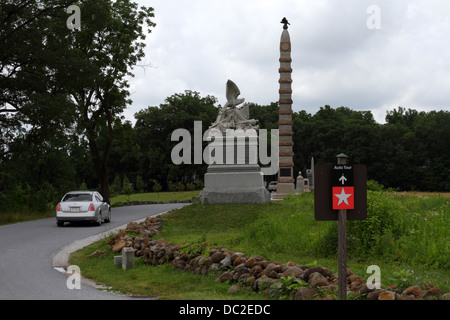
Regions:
[[105, 199, 110, 205]]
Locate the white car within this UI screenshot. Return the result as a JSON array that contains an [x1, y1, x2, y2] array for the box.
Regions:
[[56, 191, 111, 227]]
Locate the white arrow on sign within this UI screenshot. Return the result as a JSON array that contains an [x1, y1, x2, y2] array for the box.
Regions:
[[339, 174, 347, 185]]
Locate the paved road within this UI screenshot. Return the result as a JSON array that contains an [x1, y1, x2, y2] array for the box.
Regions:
[[0, 203, 188, 300]]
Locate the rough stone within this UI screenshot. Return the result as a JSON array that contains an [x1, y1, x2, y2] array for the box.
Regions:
[[245, 258, 256, 268], [254, 275, 274, 291], [303, 266, 332, 282], [402, 285, 422, 297], [218, 272, 233, 283], [308, 272, 329, 287], [250, 265, 262, 276], [295, 287, 319, 300], [219, 255, 232, 268], [281, 267, 303, 279], [265, 263, 279, 275], [228, 285, 239, 294], [367, 290, 384, 300], [111, 239, 127, 253], [211, 251, 226, 263], [233, 255, 246, 267], [429, 286, 444, 296], [418, 287, 443, 299], [379, 291, 397, 300]]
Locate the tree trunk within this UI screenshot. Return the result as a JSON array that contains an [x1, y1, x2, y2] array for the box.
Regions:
[[85, 123, 113, 201]]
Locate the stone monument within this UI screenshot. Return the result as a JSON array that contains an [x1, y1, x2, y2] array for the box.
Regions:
[[199, 80, 271, 204], [273, 17, 295, 200]]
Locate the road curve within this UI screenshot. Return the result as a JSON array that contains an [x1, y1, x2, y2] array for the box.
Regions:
[[0, 203, 188, 300]]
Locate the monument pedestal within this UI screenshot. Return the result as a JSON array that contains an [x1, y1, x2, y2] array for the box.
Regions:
[[199, 164, 270, 204], [272, 182, 295, 200]]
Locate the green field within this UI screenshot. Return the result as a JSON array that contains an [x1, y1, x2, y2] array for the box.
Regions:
[[70, 191, 450, 298], [110, 190, 200, 206]]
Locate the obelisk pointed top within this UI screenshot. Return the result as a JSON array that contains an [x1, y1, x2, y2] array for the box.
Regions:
[[281, 17, 290, 29]]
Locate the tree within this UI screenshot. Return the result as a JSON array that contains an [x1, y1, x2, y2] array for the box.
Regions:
[[135, 175, 144, 193], [44, 0, 155, 200], [0, 0, 77, 160], [108, 119, 141, 184], [122, 175, 133, 203], [151, 179, 162, 197], [134, 90, 218, 189]]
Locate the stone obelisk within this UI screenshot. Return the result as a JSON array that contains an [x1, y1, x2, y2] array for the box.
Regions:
[[274, 18, 295, 199]]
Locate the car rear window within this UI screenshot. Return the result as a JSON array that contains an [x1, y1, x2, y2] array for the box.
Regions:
[[62, 193, 92, 202]]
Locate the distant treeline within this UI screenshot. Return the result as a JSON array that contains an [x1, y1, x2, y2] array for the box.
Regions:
[[1, 89, 449, 213], [255, 103, 450, 192]]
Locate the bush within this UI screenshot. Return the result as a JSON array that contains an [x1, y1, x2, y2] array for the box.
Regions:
[[185, 182, 196, 191], [111, 174, 122, 195], [176, 182, 185, 192], [0, 182, 58, 213], [136, 175, 144, 193], [367, 179, 384, 191], [167, 181, 176, 192], [122, 175, 133, 202], [151, 179, 162, 193], [79, 182, 88, 191], [194, 180, 204, 190]]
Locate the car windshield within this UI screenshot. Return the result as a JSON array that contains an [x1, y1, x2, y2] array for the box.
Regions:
[[62, 193, 92, 202]]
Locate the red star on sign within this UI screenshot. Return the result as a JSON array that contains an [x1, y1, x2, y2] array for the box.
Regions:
[[332, 187, 354, 210]]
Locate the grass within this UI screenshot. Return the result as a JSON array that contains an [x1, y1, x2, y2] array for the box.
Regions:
[[69, 238, 267, 300], [110, 190, 200, 206], [0, 208, 55, 225], [70, 190, 450, 298]]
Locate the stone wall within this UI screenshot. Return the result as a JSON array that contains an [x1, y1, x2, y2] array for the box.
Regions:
[[106, 217, 449, 300]]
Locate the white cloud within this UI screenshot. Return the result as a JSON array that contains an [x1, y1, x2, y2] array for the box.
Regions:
[[126, 0, 450, 124]]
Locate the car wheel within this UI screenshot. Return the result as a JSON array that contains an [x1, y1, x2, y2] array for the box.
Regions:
[[57, 221, 64, 227], [104, 209, 111, 223], [96, 212, 102, 226]]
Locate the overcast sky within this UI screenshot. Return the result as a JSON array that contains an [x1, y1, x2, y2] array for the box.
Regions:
[[126, 0, 450, 124]]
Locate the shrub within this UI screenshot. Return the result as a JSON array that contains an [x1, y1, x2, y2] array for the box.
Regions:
[[111, 174, 122, 195], [167, 181, 176, 192], [185, 182, 196, 191], [151, 179, 162, 194], [122, 175, 133, 202], [135, 175, 144, 193], [367, 179, 384, 191], [176, 182, 185, 191]]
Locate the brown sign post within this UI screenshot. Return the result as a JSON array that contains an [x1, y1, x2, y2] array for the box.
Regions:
[[314, 154, 367, 300]]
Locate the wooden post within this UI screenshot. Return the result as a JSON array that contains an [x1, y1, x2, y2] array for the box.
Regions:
[[338, 208, 347, 300], [337, 154, 347, 300]]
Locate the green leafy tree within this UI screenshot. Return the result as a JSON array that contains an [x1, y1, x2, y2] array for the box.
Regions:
[[122, 175, 133, 203], [134, 90, 217, 189], [135, 175, 144, 193], [111, 174, 122, 195], [150, 179, 162, 197], [43, 0, 155, 200]]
